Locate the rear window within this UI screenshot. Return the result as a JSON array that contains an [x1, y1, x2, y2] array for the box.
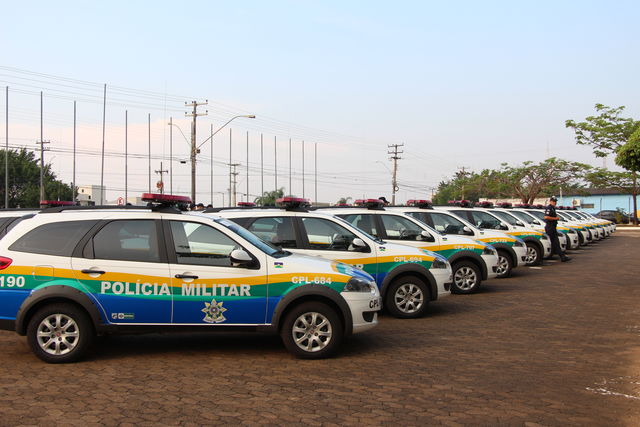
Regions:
[[9, 220, 97, 256]]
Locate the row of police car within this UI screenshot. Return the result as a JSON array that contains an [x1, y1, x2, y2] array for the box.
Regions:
[[0, 194, 614, 363]]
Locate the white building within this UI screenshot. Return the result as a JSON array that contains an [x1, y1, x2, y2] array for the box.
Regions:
[[76, 185, 105, 206]]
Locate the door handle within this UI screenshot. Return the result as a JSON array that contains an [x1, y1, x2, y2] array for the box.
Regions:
[[81, 269, 105, 275], [175, 274, 199, 280]]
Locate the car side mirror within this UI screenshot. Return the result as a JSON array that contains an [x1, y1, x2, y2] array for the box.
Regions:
[[230, 249, 253, 267], [515, 221, 525, 227], [499, 224, 509, 230], [462, 226, 473, 235], [533, 220, 541, 225], [419, 230, 435, 242], [349, 238, 367, 252]]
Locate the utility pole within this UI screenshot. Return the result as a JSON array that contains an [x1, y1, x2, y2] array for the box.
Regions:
[[260, 133, 264, 198], [288, 138, 292, 195], [99, 84, 106, 204], [228, 163, 240, 207], [169, 116, 173, 194], [274, 136, 278, 192], [228, 128, 232, 206], [124, 110, 128, 202], [302, 140, 305, 199], [246, 131, 249, 202], [314, 142, 318, 205], [148, 113, 151, 193], [210, 123, 214, 205], [37, 92, 50, 203], [5, 86, 8, 209], [73, 101, 76, 204], [388, 143, 404, 205], [155, 162, 168, 194], [185, 100, 208, 203]]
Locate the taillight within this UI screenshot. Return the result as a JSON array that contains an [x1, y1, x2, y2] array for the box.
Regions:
[[0, 256, 12, 270]]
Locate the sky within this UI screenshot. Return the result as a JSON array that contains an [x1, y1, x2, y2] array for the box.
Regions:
[[1, 0, 639, 205]]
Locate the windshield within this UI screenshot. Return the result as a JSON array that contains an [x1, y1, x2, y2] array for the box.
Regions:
[[489, 210, 520, 226], [510, 210, 538, 225], [332, 215, 385, 244], [525, 210, 546, 221], [556, 212, 572, 221], [214, 217, 286, 257]]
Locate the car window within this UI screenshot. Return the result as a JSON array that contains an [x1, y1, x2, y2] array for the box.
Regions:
[[10, 220, 97, 256], [92, 220, 160, 263], [510, 210, 537, 224], [339, 214, 379, 237], [170, 221, 241, 267], [301, 217, 358, 251], [429, 212, 471, 235], [467, 211, 503, 229], [246, 216, 297, 248], [489, 210, 519, 226], [379, 215, 423, 240]]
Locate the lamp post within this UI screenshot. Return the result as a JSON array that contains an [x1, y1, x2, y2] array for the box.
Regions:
[[169, 115, 255, 203]]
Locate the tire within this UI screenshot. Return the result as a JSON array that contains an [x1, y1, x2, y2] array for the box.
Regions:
[[524, 242, 542, 266], [384, 275, 430, 319], [451, 260, 482, 294], [495, 250, 513, 278], [26, 303, 94, 363], [280, 301, 343, 359]]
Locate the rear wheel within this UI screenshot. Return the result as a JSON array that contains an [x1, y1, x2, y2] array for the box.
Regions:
[[26, 303, 94, 363], [280, 301, 343, 359], [524, 242, 542, 266], [495, 250, 513, 278], [384, 275, 430, 318], [451, 261, 481, 294]]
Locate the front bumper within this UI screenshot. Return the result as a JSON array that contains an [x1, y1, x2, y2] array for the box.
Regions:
[[513, 245, 528, 268], [430, 266, 453, 299], [482, 253, 500, 280], [341, 291, 380, 334]]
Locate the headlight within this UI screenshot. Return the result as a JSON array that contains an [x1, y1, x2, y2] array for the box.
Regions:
[[483, 246, 496, 255], [431, 255, 449, 269], [343, 277, 376, 293], [540, 234, 549, 240]]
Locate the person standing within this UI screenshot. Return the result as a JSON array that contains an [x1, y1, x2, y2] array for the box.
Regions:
[[544, 196, 571, 262]]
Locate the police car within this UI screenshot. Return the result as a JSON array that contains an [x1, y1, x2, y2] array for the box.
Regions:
[[505, 205, 580, 249], [522, 206, 596, 243], [318, 199, 500, 295], [561, 208, 613, 237], [388, 202, 527, 278], [209, 197, 453, 319], [0, 194, 381, 363], [0, 208, 40, 239]]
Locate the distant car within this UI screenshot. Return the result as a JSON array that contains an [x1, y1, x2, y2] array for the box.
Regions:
[[595, 210, 637, 224]]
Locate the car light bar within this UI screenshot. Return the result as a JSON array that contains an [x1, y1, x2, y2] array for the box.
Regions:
[[237, 202, 256, 207], [276, 197, 310, 210], [448, 200, 473, 207], [497, 202, 512, 208], [335, 203, 352, 207], [406, 199, 432, 208], [478, 201, 494, 208], [534, 204, 545, 209], [354, 199, 385, 209], [141, 193, 192, 204], [39, 200, 76, 207]]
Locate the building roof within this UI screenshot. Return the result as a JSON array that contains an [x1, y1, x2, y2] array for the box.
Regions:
[[567, 187, 632, 196]]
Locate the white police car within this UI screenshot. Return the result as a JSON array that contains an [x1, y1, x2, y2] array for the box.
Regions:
[[0, 194, 380, 362], [388, 202, 528, 278], [209, 197, 453, 319], [318, 199, 500, 295]]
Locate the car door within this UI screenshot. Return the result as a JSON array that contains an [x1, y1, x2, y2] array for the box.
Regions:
[[296, 215, 378, 278], [71, 218, 173, 324], [165, 219, 268, 325]]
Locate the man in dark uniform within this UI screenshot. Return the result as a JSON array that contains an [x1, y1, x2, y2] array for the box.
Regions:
[[544, 196, 571, 262]]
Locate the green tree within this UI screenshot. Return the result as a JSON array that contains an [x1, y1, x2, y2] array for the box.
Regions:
[[566, 104, 640, 224], [254, 188, 285, 206], [336, 196, 352, 205], [0, 148, 74, 208], [583, 168, 633, 192]]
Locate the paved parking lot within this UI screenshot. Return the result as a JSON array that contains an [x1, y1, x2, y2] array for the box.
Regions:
[[0, 232, 639, 426]]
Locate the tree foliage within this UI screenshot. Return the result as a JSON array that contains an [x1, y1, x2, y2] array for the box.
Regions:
[[254, 188, 284, 206], [336, 196, 352, 205], [615, 128, 640, 173], [433, 158, 591, 204], [0, 149, 74, 208]]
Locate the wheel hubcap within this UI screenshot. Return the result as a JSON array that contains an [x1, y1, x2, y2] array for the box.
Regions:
[[291, 311, 332, 353], [496, 256, 509, 275], [394, 283, 424, 313], [36, 314, 79, 356], [454, 266, 477, 290], [525, 246, 537, 264]]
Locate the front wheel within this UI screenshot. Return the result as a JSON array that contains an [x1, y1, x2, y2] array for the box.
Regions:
[[495, 250, 513, 278], [280, 302, 343, 359], [451, 261, 482, 294], [26, 303, 94, 363], [524, 242, 542, 266], [384, 275, 430, 319]]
